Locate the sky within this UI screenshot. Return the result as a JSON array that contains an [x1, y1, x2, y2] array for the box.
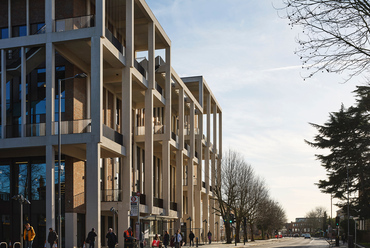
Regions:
[[145, 0, 363, 223]]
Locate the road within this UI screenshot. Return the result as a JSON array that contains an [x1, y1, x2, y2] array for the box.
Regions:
[[249, 237, 330, 247], [202, 237, 344, 248]]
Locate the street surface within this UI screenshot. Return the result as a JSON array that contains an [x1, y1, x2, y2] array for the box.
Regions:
[[195, 237, 347, 248]]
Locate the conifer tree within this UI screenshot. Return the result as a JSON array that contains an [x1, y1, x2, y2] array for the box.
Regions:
[[306, 86, 370, 218]]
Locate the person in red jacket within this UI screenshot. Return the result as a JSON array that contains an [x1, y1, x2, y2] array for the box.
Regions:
[[23, 223, 36, 248]]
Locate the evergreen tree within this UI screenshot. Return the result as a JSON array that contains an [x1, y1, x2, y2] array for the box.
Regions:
[[305, 86, 370, 218]]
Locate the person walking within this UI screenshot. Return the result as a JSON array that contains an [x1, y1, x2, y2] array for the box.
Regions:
[[47, 228, 58, 248], [189, 231, 195, 247], [163, 231, 169, 248], [23, 223, 36, 248], [207, 231, 212, 244], [106, 228, 118, 248], [124, 227, 135, 248], [86, 228, 97, 248], [174, 230, 182, 248]]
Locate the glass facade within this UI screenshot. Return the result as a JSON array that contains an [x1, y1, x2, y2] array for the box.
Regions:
[[0, 165, 10, 201]]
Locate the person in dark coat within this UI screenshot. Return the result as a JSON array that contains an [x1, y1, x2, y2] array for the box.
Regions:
[[189, 231, 195, 247], [106, 228, 118, 248], [163, 231, 169, 248], [86, 228, 97, 248], [47, 228, 58, 248]]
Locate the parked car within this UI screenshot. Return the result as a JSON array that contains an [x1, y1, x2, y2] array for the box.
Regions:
[[293, 233, 299, 237], [304, 233, 311, 239]]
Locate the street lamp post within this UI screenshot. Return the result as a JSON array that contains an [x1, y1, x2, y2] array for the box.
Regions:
[[57, 73, 87, 248], [12, 194, 30, 248], [215, 222, 218, 242]]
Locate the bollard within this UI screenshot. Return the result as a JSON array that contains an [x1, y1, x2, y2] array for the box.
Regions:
[[348, 235, 354, 248], [196, 237, 198, 247], [0, 242, 8, 248]]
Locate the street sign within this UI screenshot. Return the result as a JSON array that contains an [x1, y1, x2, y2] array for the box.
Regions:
[[131, 205, 138, 216], [131, 196, 139, 205]]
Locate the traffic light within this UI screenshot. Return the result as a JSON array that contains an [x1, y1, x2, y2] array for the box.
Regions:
[[230, 214, 235, 224], [335, 216, 340, 226]]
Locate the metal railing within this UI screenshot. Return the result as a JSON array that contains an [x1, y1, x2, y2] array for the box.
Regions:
[[105, 28, 124, 53], [153, 197, 163, 208], [136, 125, 165, 135], [5, 124, 21, 138], [54, 119, 91, 135], [134, 59, 146, 78], [170, 202, 177, 211], [26, 122, 46, 137], [55, 15, 94, 32], [103, 124, 123, 145], [101, 189, 122, 202]]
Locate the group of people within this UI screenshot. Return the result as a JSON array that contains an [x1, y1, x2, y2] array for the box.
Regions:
[[21, 223, 58, 248], [21, 223, 212, 248]]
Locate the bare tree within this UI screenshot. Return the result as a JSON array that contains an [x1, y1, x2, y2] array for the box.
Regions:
[[257, 199, 287, 239], [234, 161, 254, 243], [305, 206, 327, 234], [212, 149, 243, 243], [245, 176, 269, 241], [280, 0, 370, 81]]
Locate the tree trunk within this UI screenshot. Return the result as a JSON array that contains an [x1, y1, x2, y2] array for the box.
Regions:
[[249, 222, 254, 241], [235, 220, 240, 243]]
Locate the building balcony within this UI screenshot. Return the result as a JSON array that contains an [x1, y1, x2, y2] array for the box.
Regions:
[[103, 124, 123, 145], [136, 125, 165, 136], [53, 119, 92, 135], [153, 197, 164, 208], [55, 15, 95, 33], [170, 201, 177, 211], [101, 189, 121, 202]]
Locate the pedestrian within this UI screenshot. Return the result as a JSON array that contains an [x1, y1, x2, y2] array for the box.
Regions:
[[23, 223, 36, 248], [86, 228, 97, 248], [170, 235, 175, 247], [163, 231, 169, 248], [47, 228, 58, 248], [124, 227, 135, 248], [174, 230, 182, 248], [342, 233, 346, 244], [189, 231, 195, 247], [140, 231, 145, 248], [207, 231, 212, 244], [106, 228, 118, 248]]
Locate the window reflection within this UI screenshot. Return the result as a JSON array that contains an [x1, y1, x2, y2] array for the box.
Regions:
[[31, 163, 46, 200], [0, 165, 10, 201], [18, 163, 28, 198]]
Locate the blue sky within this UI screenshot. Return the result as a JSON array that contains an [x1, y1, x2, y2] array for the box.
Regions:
[[145, 0, 362, 223]]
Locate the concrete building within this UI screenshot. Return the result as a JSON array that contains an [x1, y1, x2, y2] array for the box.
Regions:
[[0, 0, 222, 247]]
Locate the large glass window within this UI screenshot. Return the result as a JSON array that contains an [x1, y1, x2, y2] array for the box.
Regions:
[[31, 163, 46, 200], [0, 165, 10, 201], [18, 163, 29, 198], [55, 66, 66, 121]]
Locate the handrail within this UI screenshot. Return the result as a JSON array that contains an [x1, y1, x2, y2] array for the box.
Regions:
[[55, 15, 94, 32], [0, 242, 8, 248]]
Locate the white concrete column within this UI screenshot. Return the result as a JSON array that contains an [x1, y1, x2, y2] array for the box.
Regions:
[[86, 75, 91, 119], [45, 0, 54, 33], [125, 0, 134, 68], [1, 50, 6, 138], [65, 213, 77, 248], [21, 47, 26, 137], [210, 104, 217, 237], [145, 21, 155, 213], [162, 46, 171, 215], [90, 36, 103, 141], [26, 0, 29, 35], [205, 94, 211, 193], [46, 43, 55, 136], [86, 142, 101, 247], [120, 65, 132, 242], [8, 0, 11, 37], [46, 145, 56, 238], [95, 0, 105, 37]]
